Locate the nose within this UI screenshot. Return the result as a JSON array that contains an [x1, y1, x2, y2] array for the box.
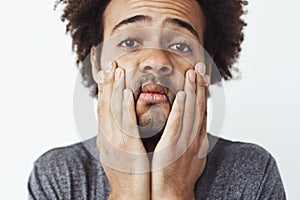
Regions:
[[139, 49, 173, 76]]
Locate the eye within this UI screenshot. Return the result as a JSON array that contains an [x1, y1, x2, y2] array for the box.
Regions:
[[169, 43, 191, 52], [119, 39, 141, 48]]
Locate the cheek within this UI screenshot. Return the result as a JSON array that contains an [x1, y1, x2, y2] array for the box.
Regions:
[[114, 51, 195, 94], [169, 55, 194, 91], [116, 53, 140, 69], [170, 53, 195, 71], [115, 55, 140, 90]]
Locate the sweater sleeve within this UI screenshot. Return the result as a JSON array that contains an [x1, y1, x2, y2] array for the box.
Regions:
[[27, 140, 110, 200], [255, 155, 286, 200], [27, 161, 61, 200], [27, 147, 77, 200], [27, 147, 84, 200]]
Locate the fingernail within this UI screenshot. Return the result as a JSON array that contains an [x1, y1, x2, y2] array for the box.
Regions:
[[115, 68, 122, 80], [105, 61, 114, 73], [124, 89, 131, 100], [196, 63, 206, 77], [189, 70, 196, 83], [178, 91, 185, 102]]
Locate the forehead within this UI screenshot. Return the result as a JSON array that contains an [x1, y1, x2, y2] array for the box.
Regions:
[[103, 0, 205, 41]]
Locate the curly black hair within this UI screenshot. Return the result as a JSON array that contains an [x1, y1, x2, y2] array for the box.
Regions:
[[55, 0, 248, 97]]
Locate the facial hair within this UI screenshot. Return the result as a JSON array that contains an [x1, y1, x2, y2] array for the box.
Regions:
[[133, 73, 176, 153]]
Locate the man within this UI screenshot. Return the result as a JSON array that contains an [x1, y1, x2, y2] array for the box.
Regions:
[[28, 0, 286, 199]]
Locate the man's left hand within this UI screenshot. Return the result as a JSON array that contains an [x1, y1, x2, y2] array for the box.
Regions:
[[151, 64, 209, 200]]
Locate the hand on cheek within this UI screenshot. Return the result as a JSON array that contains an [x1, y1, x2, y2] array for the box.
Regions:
[[90, 47, 151, 200], [151, 62, 209, 200]]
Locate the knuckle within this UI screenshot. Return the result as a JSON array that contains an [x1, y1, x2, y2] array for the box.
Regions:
[[103, 82, 113, 91], [122, 101, 130, 110], [113, 83, 122, 93], [98, 84, 104, 94], [172, 104, 182, 115], [196, 99, 206, 114], [172, 117, 182, 127], [197, 74, 206, 86], [115, 140, 127, 150], [98, 100, 107, 113], [196, 87, 205, 99], [175, 140, 188, 154], [103, 72, 113, 83]]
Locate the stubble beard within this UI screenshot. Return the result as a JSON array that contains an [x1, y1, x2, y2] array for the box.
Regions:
[[133, 73, 177, 152], [137, 107, 169, 153]]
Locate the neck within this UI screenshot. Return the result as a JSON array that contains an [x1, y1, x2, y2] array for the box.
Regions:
[[141, 131, 163, 153]]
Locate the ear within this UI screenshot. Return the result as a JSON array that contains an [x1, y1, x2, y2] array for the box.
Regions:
[[90, 46, 101, 83]]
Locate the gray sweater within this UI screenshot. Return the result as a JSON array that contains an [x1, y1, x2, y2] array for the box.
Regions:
[[28, 136, 286, 199]]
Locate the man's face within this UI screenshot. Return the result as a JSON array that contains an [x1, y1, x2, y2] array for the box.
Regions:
[[101, 0, 205, 137]]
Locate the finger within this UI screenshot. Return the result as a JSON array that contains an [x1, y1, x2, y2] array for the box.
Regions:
[[123, 89, 138, 136], [90, 46, 101, 83], [156, 91, 185, 151], [198, 115, 209, 158], [97, 61, 116, 137], [178, 70, 196, 146], [122, 89, 138, 131], [204, 75, 211, 87], [193, 63, 208, 155], [111, 68, 125, 127], [122, 89, 144, 152], [195, 63, 207, 121], [97, 61, 116, 115]]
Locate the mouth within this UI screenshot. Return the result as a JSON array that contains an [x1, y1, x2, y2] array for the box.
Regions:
[[137, 83, 169, 104]]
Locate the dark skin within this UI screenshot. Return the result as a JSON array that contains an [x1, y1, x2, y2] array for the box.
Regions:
[[91, 0, 209, 199], [56, 0, 247, 99], [55, 0, 248, 198]]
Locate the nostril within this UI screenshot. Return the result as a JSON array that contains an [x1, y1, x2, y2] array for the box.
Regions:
[[160, 66, 169, 73], [141, 64, 171, 74], [144, 66, 152, 71]]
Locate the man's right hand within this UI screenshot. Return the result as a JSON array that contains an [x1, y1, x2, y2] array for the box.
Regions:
[[91, 49, 150, 200]]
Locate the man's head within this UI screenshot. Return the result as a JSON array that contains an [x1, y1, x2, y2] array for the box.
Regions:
[[57, 0, 247, 92], [57, 0, 247, 147], [98, 0, 206, 138]]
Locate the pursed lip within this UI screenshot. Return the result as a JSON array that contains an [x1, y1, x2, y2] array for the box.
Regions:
[[141, 83, 168, 95], [138, 83, 169, 104]]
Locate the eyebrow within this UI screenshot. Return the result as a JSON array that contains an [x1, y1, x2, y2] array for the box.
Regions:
[[111, 15, 152, 34], [165, 18, 199, 39], [111, 15, 199, 39]]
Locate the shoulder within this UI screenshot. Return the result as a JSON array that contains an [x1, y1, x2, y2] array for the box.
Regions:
[[28, 137, 109, 199], [207, 135, 280, 182], [195, 135, 286, 199], [208, 135, 275, 171], [31, 137, 104, 183], [34, 137, 100, 171]]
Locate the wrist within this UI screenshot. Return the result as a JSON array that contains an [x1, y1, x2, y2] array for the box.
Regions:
[[152, 190, 195, 200], [109, 177, 151, 200], [109, 193, 150, 200]]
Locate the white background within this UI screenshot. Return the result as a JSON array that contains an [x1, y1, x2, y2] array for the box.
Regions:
[[0, 0, 299, 199]]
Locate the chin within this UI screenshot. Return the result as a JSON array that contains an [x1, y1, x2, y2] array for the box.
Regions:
[[137, 106, 168, 139]]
